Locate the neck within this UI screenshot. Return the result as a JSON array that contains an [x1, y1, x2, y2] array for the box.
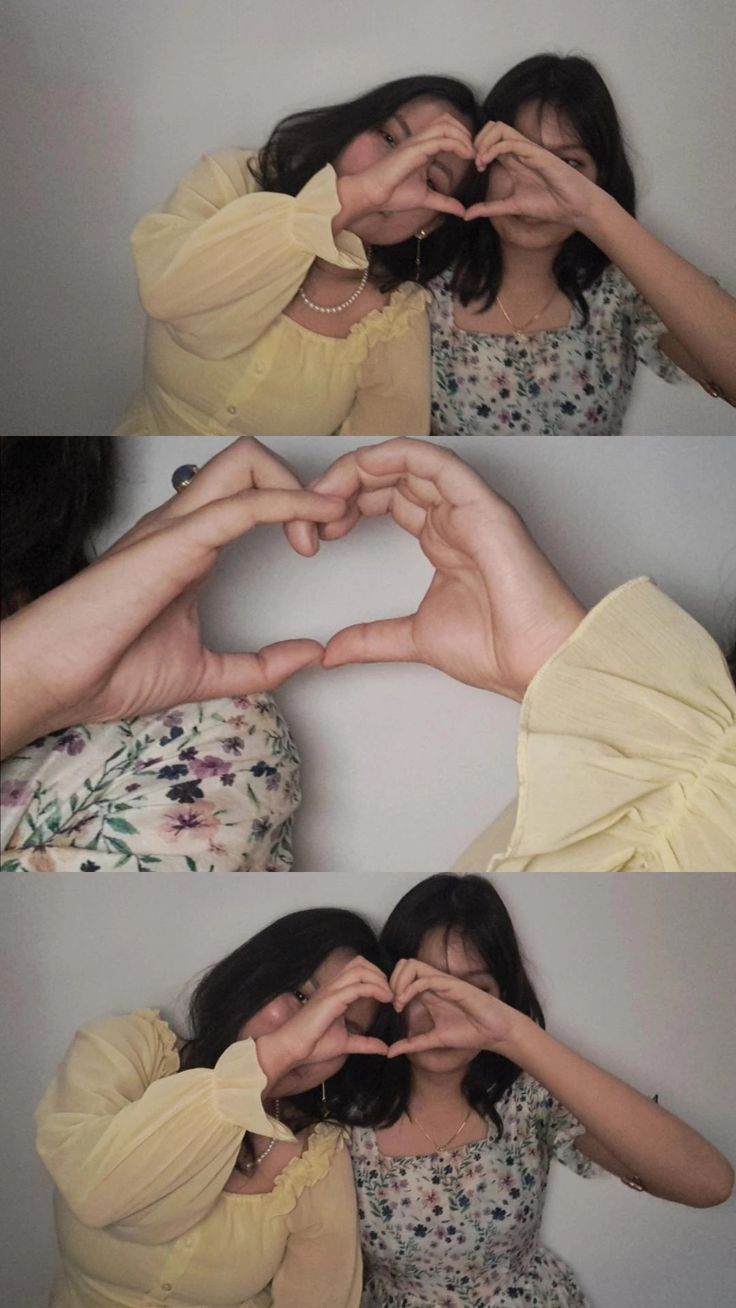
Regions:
[[499, 240, 560, 290], [408, 1066, 468, 1115]]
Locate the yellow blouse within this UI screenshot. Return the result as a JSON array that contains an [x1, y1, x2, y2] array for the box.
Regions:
[[455, 579, 736, 872], [116, 151, 431, 436], [36, 1011, 362, 1308]]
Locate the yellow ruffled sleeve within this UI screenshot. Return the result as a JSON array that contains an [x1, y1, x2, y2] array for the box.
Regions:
[[269, 1131, 362, 1308], [131, 150, 367, 358], [338, 287, 431, 436], [35, 1010, 294, 1243], [483, 579, 736, 871]]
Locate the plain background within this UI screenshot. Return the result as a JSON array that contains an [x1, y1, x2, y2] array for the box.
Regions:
[[1, 873, 734, 1306], [101, 434, 736, 874], [2, 0, 736, 435]]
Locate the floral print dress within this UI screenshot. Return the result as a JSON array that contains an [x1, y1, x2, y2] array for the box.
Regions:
[[430, 265, 686, 435], [0, 695, 300, 872], [351, 1073, 597, 1307]]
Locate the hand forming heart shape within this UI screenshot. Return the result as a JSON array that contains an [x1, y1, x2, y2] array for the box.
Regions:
[[0, 437, 585, 761], [383, 956, 516, 1060]]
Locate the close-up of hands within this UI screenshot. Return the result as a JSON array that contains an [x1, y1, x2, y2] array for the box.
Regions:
[[0, 439, 347, 759], [313, 438, 586, 697], [1, 436, 584, 760]]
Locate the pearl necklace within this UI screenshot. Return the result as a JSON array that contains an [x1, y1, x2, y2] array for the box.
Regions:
[[298, 266, 370, 315], [496, 289, 559, 337], [407, 1107, 472, 1152], [245, 1099, 282, 1171]]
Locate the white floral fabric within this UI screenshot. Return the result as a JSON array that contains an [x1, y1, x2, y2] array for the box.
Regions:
[[430, 265, 685, 435], [0, 695, 300, 872], [351, 1073, 595, 1307]]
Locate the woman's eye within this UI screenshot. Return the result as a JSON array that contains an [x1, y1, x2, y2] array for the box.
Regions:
[[564, 158, 583, 170], [379, 129, 397, 147], [293, 989, 309, 1005]]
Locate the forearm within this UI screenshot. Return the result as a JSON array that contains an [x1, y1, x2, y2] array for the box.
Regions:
[[580, 194, 736, 401], [497, 1016, 733, 1206], [0, 622, 67, 758]]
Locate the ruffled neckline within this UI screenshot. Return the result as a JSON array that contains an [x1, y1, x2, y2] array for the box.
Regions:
[[223, 1122, 347, 1216], [280, 282, 430, 361]]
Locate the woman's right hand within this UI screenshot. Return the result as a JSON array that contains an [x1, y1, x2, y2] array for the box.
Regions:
[[337, 114, 474, 224], [255, 957, 392, 1091], [0, 438, 347, 759]]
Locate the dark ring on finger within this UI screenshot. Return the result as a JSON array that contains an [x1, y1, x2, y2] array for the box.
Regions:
[[172, 464, 200, 493]]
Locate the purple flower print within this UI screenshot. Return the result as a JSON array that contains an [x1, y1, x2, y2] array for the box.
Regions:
[[52, 731, 85, 756], [190, 755, 230, 780], [0, 779, 33, 807]]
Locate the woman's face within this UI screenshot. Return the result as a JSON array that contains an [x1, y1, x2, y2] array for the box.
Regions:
[[403, 926, 499, 1076], [240, 947, 379, 1097], [486, 98, 598, 252], [334, 96, 473, 247]]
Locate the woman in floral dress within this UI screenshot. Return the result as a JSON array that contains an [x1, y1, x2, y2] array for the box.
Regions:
[[0, 436, 346, 872], [431, 54, 736, 434], [348, 875, 733, 1306]]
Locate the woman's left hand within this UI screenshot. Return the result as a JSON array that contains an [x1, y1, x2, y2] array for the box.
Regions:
[[387, 959, 518, 1058], [465, 121, 602, 226]]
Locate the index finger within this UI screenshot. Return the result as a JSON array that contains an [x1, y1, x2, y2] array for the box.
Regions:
[[311, 438, 493, 511]]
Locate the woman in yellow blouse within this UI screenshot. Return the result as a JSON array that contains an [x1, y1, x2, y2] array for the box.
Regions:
[[36, 908, 393, 1307], [116, 76, 478, 437], [3, 437, 734, 871]]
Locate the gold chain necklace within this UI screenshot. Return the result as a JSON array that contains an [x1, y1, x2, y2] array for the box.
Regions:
[[407, 1107, 472, 1152], [496, 288, 559, 337]]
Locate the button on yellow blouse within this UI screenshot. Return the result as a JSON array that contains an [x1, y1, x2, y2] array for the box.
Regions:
[[36, 1012, 362, 1307], [455, 579, 736, 872], [115, 151, 431, 436]]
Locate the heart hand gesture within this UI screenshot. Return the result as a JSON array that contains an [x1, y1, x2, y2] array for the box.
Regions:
[[465, 121, 602, 227], [387, 958, 518, 1059]]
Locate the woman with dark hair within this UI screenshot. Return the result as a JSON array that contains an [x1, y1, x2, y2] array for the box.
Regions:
[[431, 53, 736, 434], [116, 76, 478, 437], [348, 874, 733, 1307], [35, 908, 392, 1307], [0, 438, 349, 872]]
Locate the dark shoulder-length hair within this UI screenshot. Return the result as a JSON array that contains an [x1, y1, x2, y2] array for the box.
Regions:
[[341, 874, 544, 1139], [0, 436, 117, 618], [180, 907, 390, 1147], [251, 75, 480, 290], [452, 53, 637, 319]]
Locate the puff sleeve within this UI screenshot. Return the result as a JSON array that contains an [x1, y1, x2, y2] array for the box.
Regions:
[[131, 150, 367, 358], [484, 579, 736, 871], [35, 1011, 294, 1243]]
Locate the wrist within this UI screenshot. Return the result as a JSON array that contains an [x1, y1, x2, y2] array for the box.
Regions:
[[254, 1033, 295, 1093], [491, 1011, 544, 1063], [576, 187, 626, 246], [334, 174, 369, 236]]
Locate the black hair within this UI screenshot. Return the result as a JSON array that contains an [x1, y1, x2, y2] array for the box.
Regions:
[[452, 54, 637, 320], [252, 75, 480, 291], [0, 437, 117, 618], [180, 907, 390, 1166], [341, 874, 544, 1140]]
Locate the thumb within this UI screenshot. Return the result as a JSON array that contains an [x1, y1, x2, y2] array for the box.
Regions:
[[198, 640, 325, 697], [322, 616, 417, 668]]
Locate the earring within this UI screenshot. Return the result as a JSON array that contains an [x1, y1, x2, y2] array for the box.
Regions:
[[415, 228, 427, 281], [321, 1081, 327, 1104]]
